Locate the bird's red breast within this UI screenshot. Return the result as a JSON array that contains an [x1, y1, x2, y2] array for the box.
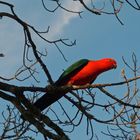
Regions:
[[66, 58, 117, 85]]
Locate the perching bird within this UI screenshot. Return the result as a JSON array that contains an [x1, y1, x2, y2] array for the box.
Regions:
[[33, 58, 117, 111]]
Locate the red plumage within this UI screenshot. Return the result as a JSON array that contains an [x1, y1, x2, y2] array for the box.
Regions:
[[56, 58, 117, 85], [33, 58, 117, 111]]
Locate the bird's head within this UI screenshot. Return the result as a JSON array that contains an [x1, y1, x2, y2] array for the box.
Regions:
[[99, 58, 117, 71]]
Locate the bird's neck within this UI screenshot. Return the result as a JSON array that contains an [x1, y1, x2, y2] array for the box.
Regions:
[[91, 60, 112, 75]]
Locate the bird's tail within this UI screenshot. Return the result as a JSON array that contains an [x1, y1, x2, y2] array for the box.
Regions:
[[33, 89, 67, 111]]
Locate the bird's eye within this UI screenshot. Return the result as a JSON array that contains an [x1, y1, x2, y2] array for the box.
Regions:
[[108, 59, 113, 62]]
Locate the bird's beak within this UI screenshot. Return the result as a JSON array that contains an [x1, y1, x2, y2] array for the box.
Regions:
[[113, 63, 117, 69]]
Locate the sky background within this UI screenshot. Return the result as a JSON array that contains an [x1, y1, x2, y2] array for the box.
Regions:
[[0, 0, 140, 139]]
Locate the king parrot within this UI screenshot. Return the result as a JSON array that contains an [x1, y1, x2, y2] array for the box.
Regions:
[[33, 58, 117, 111]]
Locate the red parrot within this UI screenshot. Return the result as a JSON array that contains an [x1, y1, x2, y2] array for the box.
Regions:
[[33, 58, 117, 111]]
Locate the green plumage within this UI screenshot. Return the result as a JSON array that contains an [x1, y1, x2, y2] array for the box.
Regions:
[[55, 59, 89, 85]]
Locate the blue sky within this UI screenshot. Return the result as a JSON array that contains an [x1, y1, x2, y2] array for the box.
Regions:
[[0, 0, 140, 139]]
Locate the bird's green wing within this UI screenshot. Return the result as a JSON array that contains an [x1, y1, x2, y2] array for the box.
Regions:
[[55, 59, 89, 85]]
